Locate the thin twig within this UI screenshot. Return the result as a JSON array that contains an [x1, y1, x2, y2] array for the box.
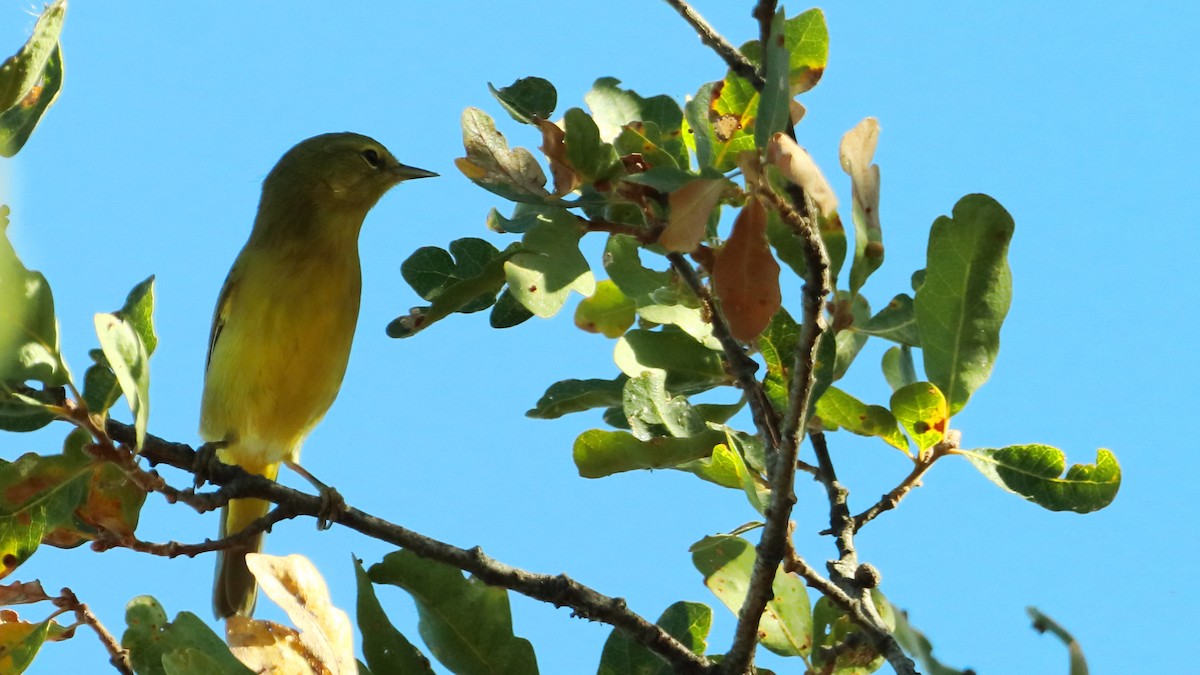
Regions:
[[666, 252, 782, 453], [54, 588, 132, 675], [105, 420, 712, 675], [848, 431, 960, 533], [811, 432, 918, 675], [92, 505, 300, 558], [660, 0, 764, 88]]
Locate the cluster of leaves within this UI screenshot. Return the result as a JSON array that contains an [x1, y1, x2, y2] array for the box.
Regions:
[[380, 5, 1121, 673]]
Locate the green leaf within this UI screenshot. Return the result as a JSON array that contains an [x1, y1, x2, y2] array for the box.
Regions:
[[743, 8, 829, 95], [597, 601, 711, 675], [767, 209, 847, 289], [708, 73, 758, 172], [489, 288, 535, 329], [486, 205, 540, 234], [881, 345, 917, 393], [83, 277, 157, 417], [604, 235, 716, 348], [759, 308, 799, 412], [488, 77, 557, 124], [0, 43, 63, 158], [811, 591, 893, 675], [914, 194, 1014, 415], [960, 446, 1120, 513], [833, 292, 870, 380], [622, 371, 705, 439], [841, 118, 883, 296], [815, 387, 908, 453], [505, 212, 594, 317], [369, 550, 539, 675], [1027, 607, 1089, 675], [0, 438, 92, 575], [575, 280, 636, 338], [0, 0, 65, 110], [355, 558, 434, 675], [857, 294, 918, 347], [615, 120, 688, 171], [889, 382, 947, 454], [613, 329, 727, 395], [755, 10, 790, 150], [0, 207, 68, 388], [680, 439, 769, 513], [0, 617, 52, 675], [121, 596, 252, 675], [563, 107, 621, 183], [621, 166, 696, 193], [584, 77, 684, 145], [683, 82, 717, 170], [891, 604, 972, 675], [94, 313, 150, 450], [573, 428, 726, 478], [457, 107, 551, 204], [526, 376, 626, 420], [402, 238, 503, 313], [690, 535, 812, 657]]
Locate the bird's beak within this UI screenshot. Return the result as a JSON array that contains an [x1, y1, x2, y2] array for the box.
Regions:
[[392, 163, 438, 181]]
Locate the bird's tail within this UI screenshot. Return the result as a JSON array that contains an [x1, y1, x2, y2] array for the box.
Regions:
[[213, 462, 279, 619]]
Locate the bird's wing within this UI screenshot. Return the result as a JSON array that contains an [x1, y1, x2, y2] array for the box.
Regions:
[[205, 267, 240, 374]]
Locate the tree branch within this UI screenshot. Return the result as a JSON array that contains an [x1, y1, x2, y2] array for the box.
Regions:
[[104, 420, 712, 675], [811, 432, 917, 675], [54, 587, 132, 675], [666, 252, 782, 454], [847, 430, 960, 533], [660, 0, 764, 89]]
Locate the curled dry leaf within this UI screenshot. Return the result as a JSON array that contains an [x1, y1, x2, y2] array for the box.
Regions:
[[659, 178, 728, 252], [839, 117, 881, 235], [533, 118, 579, 195], [226, 553, 355, 675], [713, 198, 781, 341], [0, 580, 50, 606], [766, 133, 837, 217]]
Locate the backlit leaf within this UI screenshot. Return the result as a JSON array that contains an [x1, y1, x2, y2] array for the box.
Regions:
[[712, 198, 780, 341], [914, 194, 1014, 415]]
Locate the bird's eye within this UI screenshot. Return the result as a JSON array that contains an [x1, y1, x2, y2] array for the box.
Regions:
[[361, 148, 381, 168]]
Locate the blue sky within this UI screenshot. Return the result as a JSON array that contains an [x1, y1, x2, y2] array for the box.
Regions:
[[3, 2, 1196, 673]]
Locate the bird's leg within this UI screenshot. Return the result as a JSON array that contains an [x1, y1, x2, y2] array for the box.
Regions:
[[192, 440, 229, 489], [285, 461, 345, 530]]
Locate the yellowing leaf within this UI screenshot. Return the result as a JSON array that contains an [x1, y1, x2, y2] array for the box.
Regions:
[[574, 280, 635, 338], [713, 199, 781, 342], [890, 382, 948, 454], [229, 554, 355, 675], [767, 132, 837, 217], [660, 178, 727, 252], [840, 117, 884, 295]]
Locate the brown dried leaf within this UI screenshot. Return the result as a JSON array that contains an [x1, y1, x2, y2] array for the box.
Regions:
[[534, 118, 578, 196], [713, 198, 781, 341], [660, 178, 727, 252], [767, 133, 837, 216], [226, 616, 317, 675], [0, 580, 50, 606], [237, 553, 355, 675]]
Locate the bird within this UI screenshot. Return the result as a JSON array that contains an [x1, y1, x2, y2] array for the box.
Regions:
[[199, 132, 435, 618]]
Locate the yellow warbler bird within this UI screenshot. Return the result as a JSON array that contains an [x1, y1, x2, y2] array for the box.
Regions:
[[200, 132, 435, 618]]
